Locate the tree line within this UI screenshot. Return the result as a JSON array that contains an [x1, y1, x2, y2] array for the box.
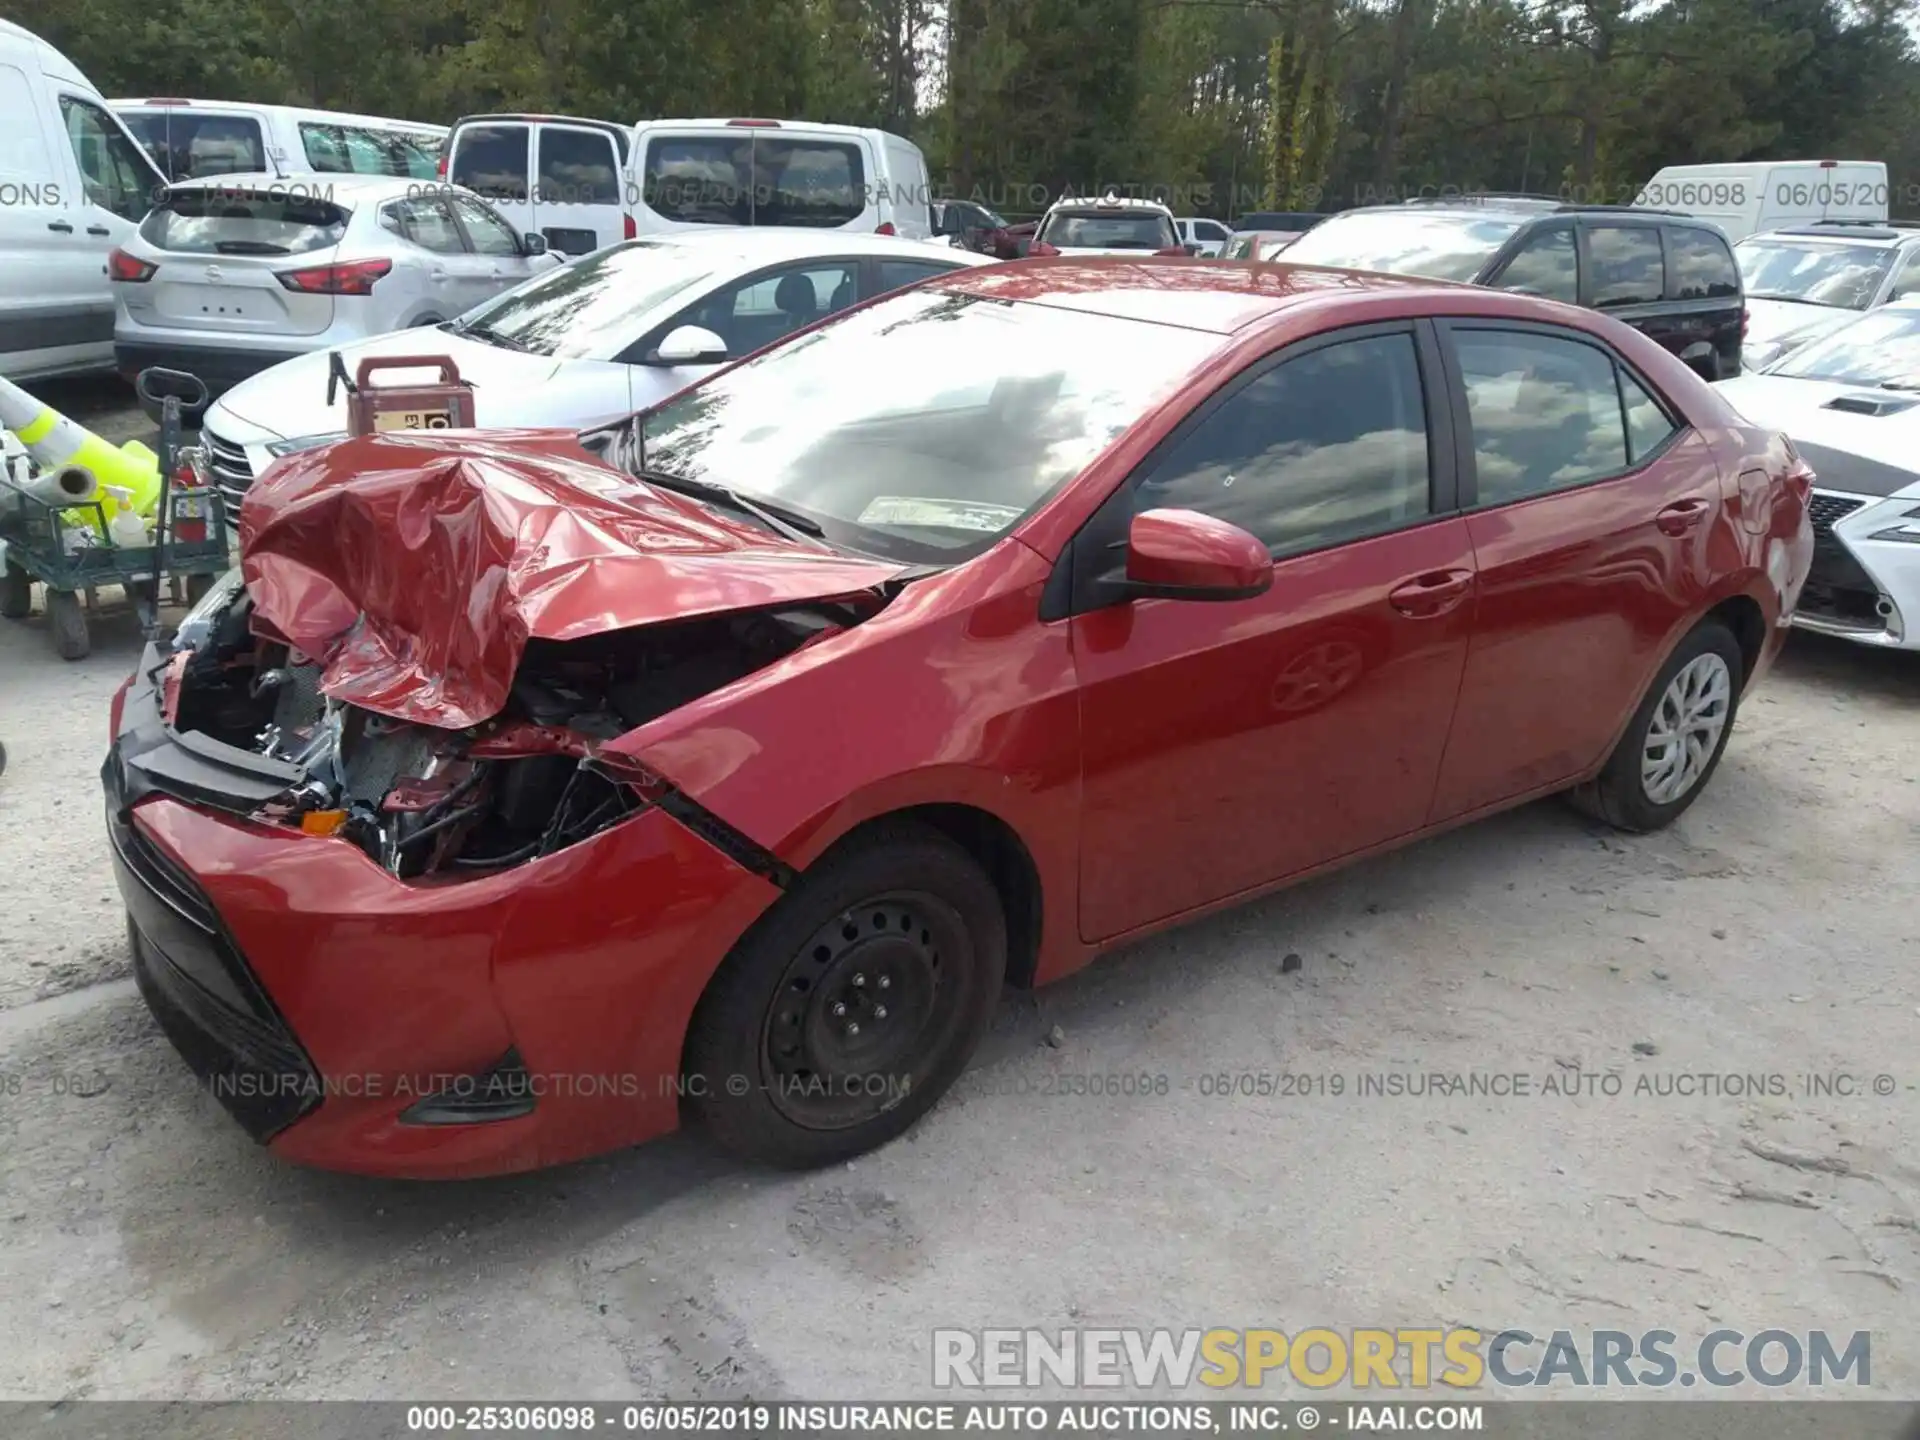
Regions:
[[22, 0, 1920, 220]]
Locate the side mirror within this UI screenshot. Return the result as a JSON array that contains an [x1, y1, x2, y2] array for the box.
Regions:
[[650, 324, 729, 367], [521, 232, 549, 256], [1120, 508, 1272, 602]]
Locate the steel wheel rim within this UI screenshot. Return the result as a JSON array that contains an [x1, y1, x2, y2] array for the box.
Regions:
[[1640, 653, 1731, 805], [759, 891, 967, 1131]]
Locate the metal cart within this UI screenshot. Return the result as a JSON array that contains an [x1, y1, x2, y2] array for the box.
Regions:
[[0, 369, 229, 660]]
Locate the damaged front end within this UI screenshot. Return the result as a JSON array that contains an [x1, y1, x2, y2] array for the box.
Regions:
[[145, 570, 867, 881]]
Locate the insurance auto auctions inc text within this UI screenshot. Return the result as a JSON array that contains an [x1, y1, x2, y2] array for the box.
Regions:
[[932, 1328, 1871, 1391]]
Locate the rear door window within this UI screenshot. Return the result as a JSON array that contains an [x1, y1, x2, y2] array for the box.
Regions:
[[1665, 227, 1740, 301], [1452, 328, 1634, 504], [536, 127, 620, 205], [300, 123, 435, 178], [139, 189, 349, 255], [119, 112, 266, 181], [642, 134, 866, 227], [450, 123, 530, 203], [381, 196, 466, 253], [1584, 225, 1664, 307]]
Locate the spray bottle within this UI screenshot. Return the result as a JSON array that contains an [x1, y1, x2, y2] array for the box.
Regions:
[[105, 487, 149, 549]]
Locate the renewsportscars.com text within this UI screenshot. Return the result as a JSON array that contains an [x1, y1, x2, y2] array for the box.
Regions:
[[931, 1327, 1871, 1389]]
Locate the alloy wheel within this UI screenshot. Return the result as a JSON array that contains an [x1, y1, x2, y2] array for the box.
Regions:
[[1640, 652, 1732, 805]]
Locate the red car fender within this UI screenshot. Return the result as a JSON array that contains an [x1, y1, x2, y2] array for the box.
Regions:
[[605, 537, 1095, 986]]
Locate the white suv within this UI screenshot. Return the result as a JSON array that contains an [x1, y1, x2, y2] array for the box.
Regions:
[[1030, 194, 1184, 257]]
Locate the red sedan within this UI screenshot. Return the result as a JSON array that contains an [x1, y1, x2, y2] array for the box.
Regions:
[[104, 260, 1813, 1178]]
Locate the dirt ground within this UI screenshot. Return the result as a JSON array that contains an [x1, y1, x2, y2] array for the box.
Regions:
[[0, 379, 1915, 1403]]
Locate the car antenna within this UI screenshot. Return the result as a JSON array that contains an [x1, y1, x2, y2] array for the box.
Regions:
[[325, 351, 359, 408]]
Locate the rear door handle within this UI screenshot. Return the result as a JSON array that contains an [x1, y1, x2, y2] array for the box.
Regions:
[[1388, 567, 1475, 618], [1656, 498, 1712, 535], [429, 266, 449, 281], [86, 225, 111, 237], [48, 220, 74, 234]]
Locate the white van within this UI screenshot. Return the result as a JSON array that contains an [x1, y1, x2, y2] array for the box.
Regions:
[[442, 114, 635, 258], [629, 119, 932, 240], [111, 99, 445, 183], [1634, 161, 1888, 243], [0, 19, 169, 380]]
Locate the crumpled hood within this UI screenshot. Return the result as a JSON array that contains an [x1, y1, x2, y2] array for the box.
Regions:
[[238, 429, 908, 729]]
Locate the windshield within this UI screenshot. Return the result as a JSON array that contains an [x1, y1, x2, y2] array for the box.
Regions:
[[1770, 307, 1920, 386], [638, 287, 1218, 563], [1280, 211, 1523, 282], [451, 241, 718, 358], [1736, 239, 1893, 310], [1039, 211, 1176, 250]]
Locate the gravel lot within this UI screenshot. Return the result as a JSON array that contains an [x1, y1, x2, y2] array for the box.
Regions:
[[1, 379, 1916, 1402]]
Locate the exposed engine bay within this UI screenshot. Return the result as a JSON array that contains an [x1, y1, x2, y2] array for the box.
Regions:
[[164, 577, 866, 880]]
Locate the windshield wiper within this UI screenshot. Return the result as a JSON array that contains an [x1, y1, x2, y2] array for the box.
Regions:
[[454, 319, 531, 352], [635, 467, 826, 544], [214, 240, 293, 255]]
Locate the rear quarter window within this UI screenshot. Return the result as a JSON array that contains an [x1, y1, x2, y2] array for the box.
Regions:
[[139, 190, 349, 255]]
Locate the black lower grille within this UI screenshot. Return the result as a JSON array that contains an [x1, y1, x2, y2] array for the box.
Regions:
[[1809, 491, 1866, 540], [401, 1049, 538, 1126], [107, 798, 319, 1141]]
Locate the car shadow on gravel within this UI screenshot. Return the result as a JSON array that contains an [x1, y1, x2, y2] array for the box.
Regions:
[[1773, 629, 1919, 703]]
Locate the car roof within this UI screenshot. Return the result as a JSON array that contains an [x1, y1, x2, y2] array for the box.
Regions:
[[631, 229, 996, 264], [933, 257, 1473, 334], [158, 172, 438, 203]]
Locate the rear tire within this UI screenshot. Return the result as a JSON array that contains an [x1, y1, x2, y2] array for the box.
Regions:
[[1570, 620, 1743, 832], [683, 821, 1006, 1168], [1, 562, 30, 620], [48, 589, 89, 661]]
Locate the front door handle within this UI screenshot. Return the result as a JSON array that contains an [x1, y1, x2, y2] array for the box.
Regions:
[[48, 220, 74, 234], [429, 266, 449, 281], [1388, 567, 1474, 618], [1656, 498, 1712, 536]]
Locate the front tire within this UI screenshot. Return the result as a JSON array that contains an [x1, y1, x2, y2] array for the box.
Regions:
[[683, 821, 1006, 1167], [1572, 620, 1742, 832]]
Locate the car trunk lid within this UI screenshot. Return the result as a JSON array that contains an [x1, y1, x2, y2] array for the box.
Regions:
[[141, 187, 352, 337]]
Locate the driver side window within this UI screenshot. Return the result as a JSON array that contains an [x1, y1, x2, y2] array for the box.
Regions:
[[1892, 248, 1920, 302], [58, 96, 154, 222], [666, 262, 859, 359]]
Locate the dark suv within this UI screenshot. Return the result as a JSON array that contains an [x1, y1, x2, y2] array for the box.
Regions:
[[1279, 198, 1745, 380]]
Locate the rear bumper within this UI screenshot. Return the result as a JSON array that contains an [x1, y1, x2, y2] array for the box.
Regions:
[[114, 342, 305, 401]]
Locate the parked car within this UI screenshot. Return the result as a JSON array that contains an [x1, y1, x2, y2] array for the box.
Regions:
[[631, 118, 934, 240], [1715, 299, 1920, 647], [107, 260, 1809, 1178], [1281, 199, 1746, 380], [113, 99, 444, 184], [197, 229, 992, 514], [1734, 221, 1920, 370], [1633, 160, 1888, 243], [0, 18, 169, 380], [1221, 230, 1301, 260], [443, 113, 634, 257], [932, 199, 1017, 257], [1174, 217, 1233, 256], [1029, 194, 1184, 256], [109, 173, 559, 406], [1232, 210, 1329, 236]]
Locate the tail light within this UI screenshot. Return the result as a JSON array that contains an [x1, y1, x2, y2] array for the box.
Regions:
[[623, 213, 637, 240], [1784, 452, 1815, 503], [1028, 241, 1061, 257], [109, 248, 157, 283], [725, 118, 783, 128], [1741, 308, 1750, 339], [275, 258, 392, 296], [875, 221, 897, 236], [436, 150, 447, 179]]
